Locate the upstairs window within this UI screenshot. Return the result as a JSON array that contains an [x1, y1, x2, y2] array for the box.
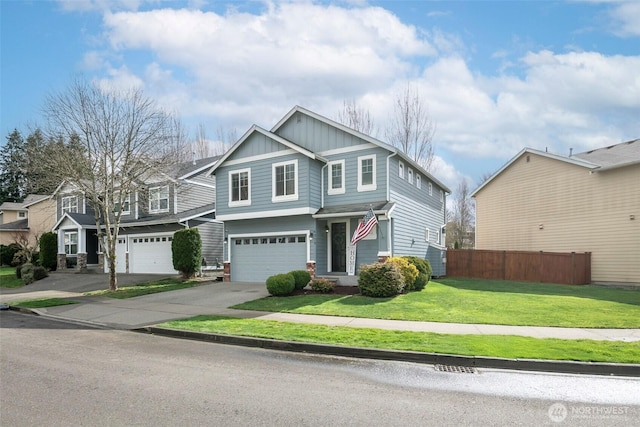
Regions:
[[428, 182, 433, 196], [18, 211, 26, 218], [416, 174, 422, 189], [358, 154, 376, 192], [408, 168, 414, 185], [114, 192, 130, 215], [229, 169, 251, 207], [149, 186, 169, 213], [62, 196, 78, 214], [272, 160, 298, 202], [398, 161, 405, 179], [328, 160, 345, 195]]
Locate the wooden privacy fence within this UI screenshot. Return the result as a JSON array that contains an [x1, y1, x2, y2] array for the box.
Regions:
[[446, 250, 591, 285]]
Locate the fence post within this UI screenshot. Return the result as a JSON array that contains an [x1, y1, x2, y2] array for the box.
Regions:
[[502, 250, 506, 280]]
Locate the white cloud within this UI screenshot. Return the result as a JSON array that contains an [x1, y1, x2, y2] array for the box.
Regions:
[[608, 1, 640, 37], [57, 0, 142, 12]]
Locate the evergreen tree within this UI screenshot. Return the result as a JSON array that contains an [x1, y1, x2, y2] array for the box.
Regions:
[[0, 129, 27, 203]]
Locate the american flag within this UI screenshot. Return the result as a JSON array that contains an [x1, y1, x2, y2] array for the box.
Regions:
[[350, 207, 378, 245]]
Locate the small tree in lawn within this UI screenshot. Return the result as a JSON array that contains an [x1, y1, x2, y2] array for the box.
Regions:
[[172, 228, 202, 279]]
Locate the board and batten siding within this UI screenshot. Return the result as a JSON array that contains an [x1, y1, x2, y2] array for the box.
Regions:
[[474, 153, 640, 283], [276, 111, 369, 153]]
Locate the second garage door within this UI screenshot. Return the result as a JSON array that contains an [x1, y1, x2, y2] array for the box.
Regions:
[[231, 235, 307, 282], [129, 235, 178, 275]]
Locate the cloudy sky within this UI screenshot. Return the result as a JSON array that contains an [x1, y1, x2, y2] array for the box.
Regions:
[[1, 0, 639, 189]]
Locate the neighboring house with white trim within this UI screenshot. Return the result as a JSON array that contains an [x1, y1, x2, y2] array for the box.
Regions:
[[209, 106, 450, 283], [52, 156, 223, 274], [471, 139, 640, 285], [0, 194, 56, 247]]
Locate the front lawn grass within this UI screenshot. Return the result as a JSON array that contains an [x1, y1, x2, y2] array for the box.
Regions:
[[232, 278, 640, 328], [12, 298, 78, 308], [0, 266, 23, 288], [160, 315, 640, 364], [85, 278, 202, 299]]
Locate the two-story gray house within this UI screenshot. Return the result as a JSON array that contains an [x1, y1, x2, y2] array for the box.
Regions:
[[210, 106, 450, 283], [52, 156, 223, 274]]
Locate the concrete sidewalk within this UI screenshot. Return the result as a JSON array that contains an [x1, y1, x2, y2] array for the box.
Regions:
[[3, 277, 639, 342]]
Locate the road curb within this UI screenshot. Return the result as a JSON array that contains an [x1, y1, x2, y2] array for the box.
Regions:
[[141, 326, 640, 377]]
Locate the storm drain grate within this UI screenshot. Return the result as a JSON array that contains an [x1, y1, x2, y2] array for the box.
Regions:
[[434, 364, 478, 374]]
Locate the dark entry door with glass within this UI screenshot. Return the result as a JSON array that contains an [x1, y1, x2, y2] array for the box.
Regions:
[[331, 222, 347, 272]]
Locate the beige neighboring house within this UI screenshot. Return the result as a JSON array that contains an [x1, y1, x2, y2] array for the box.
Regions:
[[471, 139, 639, 285], [0, 194, 56, 247]]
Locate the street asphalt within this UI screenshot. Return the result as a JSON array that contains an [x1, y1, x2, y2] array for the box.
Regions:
[[2, 270, 639, 377]]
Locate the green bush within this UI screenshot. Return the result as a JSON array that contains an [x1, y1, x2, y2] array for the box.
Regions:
[[290, 270, 311, 290], [15, 264, 23, 279], [21, 262, 34, 285], [358, 262, 404, 297], [266, 273, 295, 296], [386, 257, 418, 292], [310, 278, 334, 293], [39, 232, 58, 271], [33, 266, 48, 281], [0, 244, 20, 266], [402, 256, 432, 291], [172, 228, 202, 278]]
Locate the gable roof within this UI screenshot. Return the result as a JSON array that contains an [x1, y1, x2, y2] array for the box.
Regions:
[[177, 155, 221, 180], [207, 124, 327, 175], [272, 106, 451, 193], [53, 212, 97, 230], [470, 142, 636, 197], [0, 194, 50, 212], [573, 138, 640, 171], [0, 218, 29, 231]]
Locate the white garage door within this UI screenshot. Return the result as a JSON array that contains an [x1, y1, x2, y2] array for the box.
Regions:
[[116, 238, 127, 273], [231, 235, 307, 282], [129, 235, 178, 275]]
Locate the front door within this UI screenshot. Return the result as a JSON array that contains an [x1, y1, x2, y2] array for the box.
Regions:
[[331, 222, 347, 272]]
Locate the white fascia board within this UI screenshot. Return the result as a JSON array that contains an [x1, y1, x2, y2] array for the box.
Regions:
[[178, 208, 216, 222], [470, 147, 600, 197], [181, 178, 216, 189], [217, 207, 316, 221]]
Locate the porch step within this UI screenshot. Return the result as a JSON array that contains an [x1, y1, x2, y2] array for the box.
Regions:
[[319, 275, 359, 287]]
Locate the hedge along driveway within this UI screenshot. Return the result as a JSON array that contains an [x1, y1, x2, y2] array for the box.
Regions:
[[232, 278, 640, 328]]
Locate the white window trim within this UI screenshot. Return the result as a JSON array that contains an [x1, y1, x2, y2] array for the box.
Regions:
[[408, 168, 414, 185], [428, 182, 433, 196], [272, 159, 299, 203], [357, 154, 377, 192], [228, 168, 251, 207], [148, 185, 170, 214], [327, 159, 345, 195], [440, 189, 444, 202], [18, 211, 26, 218], [425, 227, 430, 242], [64, 231, 78, 255], [114, 191, 131, 215], [416, 174, 422, 189], [62, 195, 78, 214], [398, 161, 405, 179]]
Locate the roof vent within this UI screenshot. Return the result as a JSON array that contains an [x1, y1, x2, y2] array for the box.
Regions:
[[569, 148, 573, 157]]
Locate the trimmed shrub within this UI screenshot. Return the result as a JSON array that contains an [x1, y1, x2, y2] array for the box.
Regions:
[[15, 264, 23, 279], [358, 262, 404, 297], [21, 262, 35, 285], [266, 273, 295, 296], [33, 266, 48, 281], [290, 270, 311, 290], [172, 228, 202, 278], [310, 278, 334, 293], [39, 232, 58, 271], [402, 256, 432, 291], [386, 257, 418, 292], [0, 244, 20, 266]]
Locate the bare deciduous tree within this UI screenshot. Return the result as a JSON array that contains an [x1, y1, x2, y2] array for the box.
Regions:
[[385, 83, 436, 172], [189, 123, 235, 160], [336, 99, 376, 136], [40, 78, 187, 291], [447, 178, 475, 249]]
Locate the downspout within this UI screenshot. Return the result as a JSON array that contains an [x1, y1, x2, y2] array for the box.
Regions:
[[386, 151, 397, 202]]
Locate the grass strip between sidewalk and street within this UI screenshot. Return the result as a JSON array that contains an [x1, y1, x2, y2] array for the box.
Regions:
[[232, 278, 640, 328], [11, 298, 78, 308], [84, 278, 201, 299], [160, 315, 640, 364]]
